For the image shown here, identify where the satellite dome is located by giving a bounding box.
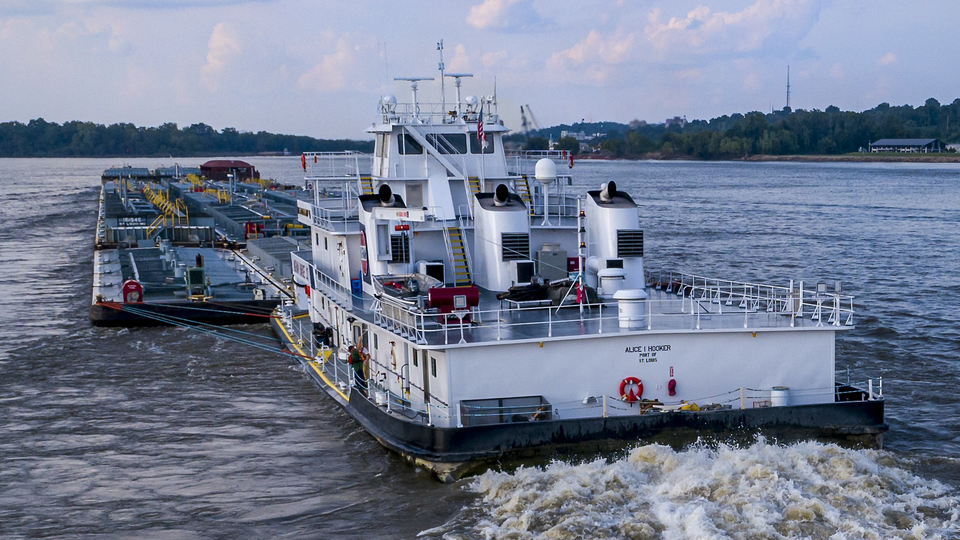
[382,95,397,111]
[535,158,557,184]
[464,95,478,108]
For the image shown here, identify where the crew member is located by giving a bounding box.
[349,345,365,390]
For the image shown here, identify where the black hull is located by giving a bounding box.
[272,318,887,482]
[91,300,280,327]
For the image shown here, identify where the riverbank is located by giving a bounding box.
[742,153,960,163]
[576,152,960,163]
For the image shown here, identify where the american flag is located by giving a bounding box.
[477,102,486,148]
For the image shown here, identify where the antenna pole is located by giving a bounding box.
[786,65,791,110]
[438,40,446,119]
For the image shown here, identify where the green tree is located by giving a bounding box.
[599,138,624,156]
[524,136,549,151]
[556,136,580,155]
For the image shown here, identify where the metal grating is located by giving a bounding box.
[501,233,530,261]
[617,229,644,257]
[390,234,410,264]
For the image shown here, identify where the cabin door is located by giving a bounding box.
[421,349,430,404]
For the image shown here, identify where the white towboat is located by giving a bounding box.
[271,50,885,482]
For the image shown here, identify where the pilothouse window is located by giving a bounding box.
[398,134,423,155]
[426,133,468,154]
[471,136,495,154]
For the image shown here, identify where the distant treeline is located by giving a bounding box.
[0,119,373,157]
[512,98,960,159]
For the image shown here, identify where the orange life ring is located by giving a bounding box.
[619,377,643,403]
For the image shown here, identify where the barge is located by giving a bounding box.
[91,163,307,327]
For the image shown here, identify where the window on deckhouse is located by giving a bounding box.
[426,133,468,154]
[398,134,423,155]
[470,136,495,154]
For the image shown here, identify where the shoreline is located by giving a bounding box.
[741,154,960,163]
[577,152,960,163]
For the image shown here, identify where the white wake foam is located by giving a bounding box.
[462,440,959,539]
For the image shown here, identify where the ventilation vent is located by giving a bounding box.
[617,229,644,258]
[390,234,410,264]
[501,233,530,261]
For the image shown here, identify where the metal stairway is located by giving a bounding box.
[467,176,482,197]
[516,174,534,215]
[359,176,374,195]
[443,226,472,286]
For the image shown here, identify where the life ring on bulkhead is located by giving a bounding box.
[619,376,643,403]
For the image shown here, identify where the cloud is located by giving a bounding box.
[644,0,821,59]
[448,43,470,72]
[829,62,843,80]
[468,0,517,28]
[201,22,241,91]
[544,0,821,86]
[298,38,355,92]
[482,50,510,69]
[548,30,634,68]
[878,52,896,66]
[466,0,542,31]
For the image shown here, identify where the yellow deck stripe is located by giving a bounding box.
[275,315,349,400]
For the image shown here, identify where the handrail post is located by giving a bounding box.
[739,387,745,409]
[647,299,652,331]
[497,307,502,340]
[598,302,603,334]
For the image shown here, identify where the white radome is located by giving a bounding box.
[535,158,557,184]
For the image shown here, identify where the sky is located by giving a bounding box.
[2,0,958,140]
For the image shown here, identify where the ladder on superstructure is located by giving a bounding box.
[516,175,534,215]
[463,176,483,217]
[359,176,374,195]
[443,225,472,286]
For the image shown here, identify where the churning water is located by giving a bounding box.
[1,157,958,539]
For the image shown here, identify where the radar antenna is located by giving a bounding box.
[444,73,473,120]
[394,77,434,120]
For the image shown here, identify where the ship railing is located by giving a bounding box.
[311,203,358,232]
[378,101,498,127]
[372,295,425,344]
[352,350,452,426]
[282,306,356,393]
[371,291,857,347]
[653,270,856,327]
[313,266,354,310]
[530,192,581,228]
[303,151,367,180]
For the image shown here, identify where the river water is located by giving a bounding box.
[1,157,958,539]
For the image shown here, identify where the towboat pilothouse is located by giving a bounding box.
[271,52,886,482]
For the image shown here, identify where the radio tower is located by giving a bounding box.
[785,65,791,111]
